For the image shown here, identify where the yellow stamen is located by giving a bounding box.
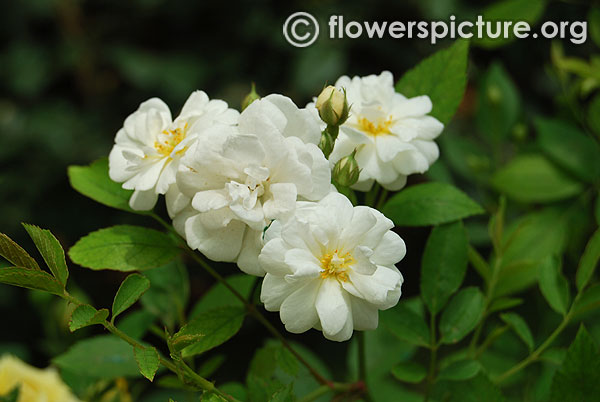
[357,116,393,136]
[319,249,354,282]
[154,122,188,157]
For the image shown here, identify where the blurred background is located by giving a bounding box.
[1,0,598,400]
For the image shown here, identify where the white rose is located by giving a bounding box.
[173,94,332,276]
[259,192,405,342]
[109,91,238,210]
[310,71,444,191]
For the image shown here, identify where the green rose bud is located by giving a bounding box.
[333,149,360,187]
[242,83,260,111]
[319,129,334,159]
[315,85,349,126]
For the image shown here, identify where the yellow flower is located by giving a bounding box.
[0,355,80,402]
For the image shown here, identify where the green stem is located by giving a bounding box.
[475,325,509,359]
[62,291,239,401]
[358,331,367,382]
[149,213,335,387]
[494,313,571,384]
[297,385,332,402]
[375,189,389,211]
[425,313,438,402]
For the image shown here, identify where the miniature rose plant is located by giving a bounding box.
[2,37,600,402]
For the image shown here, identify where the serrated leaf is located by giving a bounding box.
[172,306,245,357]
[421,221,469,314]
[69,225,179,271]
[68,158,138,213]
[141,259,189,330]
[477,63,520,143]
[0,233,40,270]
[440,287,485,344]
[276,347,299,377]
[539,256,570,315]
[53,335,140,379]
[69,304,109,332]
[491,154,583,203]
[535,117,600,183]
[500,312,534,351]
[22,224,68,286]
[396,40,469,124]
[438,360,481,381]
[382,182,484,227]
[550,326,600,402]
[379,305,430,347]
[576,229,600,291]
[0,266,63,295]
[391,361,426,383]
[112,273,150,321]
[134,346,160,381]
[269,383,295,402]
[475,0,546,48]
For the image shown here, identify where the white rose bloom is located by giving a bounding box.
[174,94,332,276]
[259,192,405,342]
[109,91,239,210]
[314,71,444,191]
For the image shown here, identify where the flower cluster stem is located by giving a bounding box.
[61,291,239,401]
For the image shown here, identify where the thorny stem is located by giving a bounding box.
[62,291,239,401]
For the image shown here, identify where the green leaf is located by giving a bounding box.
[22,224,68,286]
[571,283,600,319]
[475,0,546,48]
[396,40,469,124]
[437,360,481,381]
[112,273,151,321]
[589,94,600,137]
[440,287,485,344]
[53,335,140,379]
[269,384,295,402]
[141,259,190,330]
[491,154,583,203]
[380,305,430,347]
[69,304,109,332]
[0,266,64,295]
[0,232,40,270]
[550,326,600,402]
[476,63,520,143]
[494,207,569,297]
[391,361,426,383]
[0,386,19,402]
[69,225,179,271]
[595,193,600,226]
[202,393,228,402]
[190,274,255,318]
[589,7,600,48]
[488,297,523,314]
[576,229,600,291]
[172,306,245,357]
[538,256,570,315]
[535,117,600,183]
[134,346,160,381]
[500,312,534,351]
[68,158,138,213]
[421,221,469,314]
[382,182,484,227]
[433,373,505,402]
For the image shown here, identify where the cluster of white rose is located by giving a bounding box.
[108,71,443,341]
